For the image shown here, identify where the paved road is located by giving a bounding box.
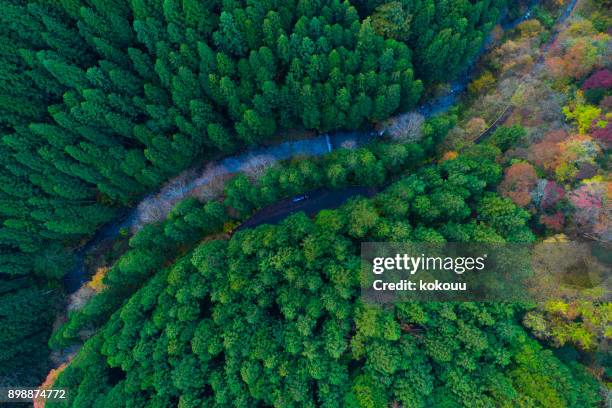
[235,187,380,232]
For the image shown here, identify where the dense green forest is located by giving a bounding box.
[3,0,609,405]
[48,117,453,350]
[47,148,602,407]
[0,0,523,386]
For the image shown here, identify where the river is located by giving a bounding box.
[64,0,576,293]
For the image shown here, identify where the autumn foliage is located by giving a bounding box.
[582,69,612,90]
[35,362,69,408]
[539,211,565,231]
[86,267,109,292]
[568,181,609,236]
[545,20,610,80]
[440,151,458,162]
[499,162,538,206]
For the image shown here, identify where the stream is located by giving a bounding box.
[63,0,574,293]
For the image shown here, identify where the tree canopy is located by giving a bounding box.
[0,0,519,385]
[48,152,600,408]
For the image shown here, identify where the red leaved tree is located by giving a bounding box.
[499,162,538,206]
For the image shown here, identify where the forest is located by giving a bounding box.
[46,149,601,407]
[0,0,610,406]
[0,0,518,386]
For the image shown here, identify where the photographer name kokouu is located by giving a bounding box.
[372,279,467,292]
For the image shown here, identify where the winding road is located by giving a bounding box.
[235,187,380,233]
